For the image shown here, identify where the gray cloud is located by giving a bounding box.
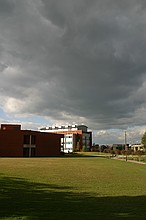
[0,0,146,133]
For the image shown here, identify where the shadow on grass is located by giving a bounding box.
[0,176,146,220]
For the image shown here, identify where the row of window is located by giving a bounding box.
[82,136,90,140]
[61,142,72,145]
[65,135,72,138]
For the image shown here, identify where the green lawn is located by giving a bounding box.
[0,157,146,220]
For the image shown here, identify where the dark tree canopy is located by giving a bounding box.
[141,132,146,149]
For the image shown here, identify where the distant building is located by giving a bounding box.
[131,144,144,152]
[0,124,63,157]
[40,124,92,153]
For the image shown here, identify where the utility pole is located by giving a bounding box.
[125,131,127,161]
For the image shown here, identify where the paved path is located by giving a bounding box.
[112,157,146,165]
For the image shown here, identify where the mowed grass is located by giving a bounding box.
[0,157,146,220]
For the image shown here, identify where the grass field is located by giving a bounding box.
[0,156,146,219]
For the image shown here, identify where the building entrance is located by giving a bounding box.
[23,147,36,157]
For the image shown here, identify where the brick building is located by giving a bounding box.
[0,124,63,157]
[40,124,92,153]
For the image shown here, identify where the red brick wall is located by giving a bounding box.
[0,129,63,157]
[0,130,23,157]
[34,132,63,156]
[1,124,21,130]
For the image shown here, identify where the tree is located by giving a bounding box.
[141,132,146,150]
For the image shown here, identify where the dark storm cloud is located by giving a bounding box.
[0,0,146,130]
[0,0,15,15]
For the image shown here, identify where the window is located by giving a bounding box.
[31,135,36,144]
[24,135,36,144]
[66,142,72,144]
[66,135,72,138]
[24,135,30,144]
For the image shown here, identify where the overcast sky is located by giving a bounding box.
[0,0,146,144]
